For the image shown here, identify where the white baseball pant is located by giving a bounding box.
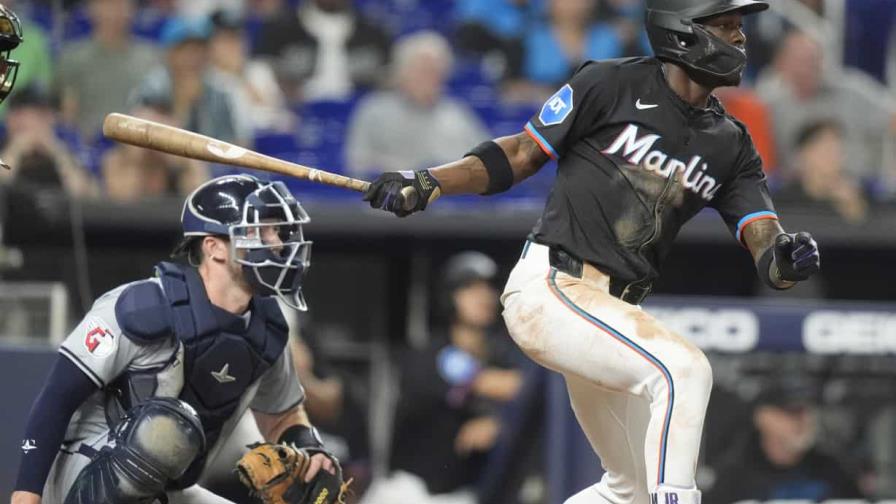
[501,242,712,504]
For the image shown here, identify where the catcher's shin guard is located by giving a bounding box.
[64,398,205,504]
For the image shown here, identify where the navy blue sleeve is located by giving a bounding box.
[14,355,98,494]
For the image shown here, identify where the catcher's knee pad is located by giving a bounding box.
[64,397,205,504]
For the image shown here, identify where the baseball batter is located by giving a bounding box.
[363,1,822,503]
[11,175,345,503]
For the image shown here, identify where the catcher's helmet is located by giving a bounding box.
[175,174,312,310]
[0,4,23,105]
[645,0,768,87]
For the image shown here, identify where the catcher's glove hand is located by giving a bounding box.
[236,442,351,504]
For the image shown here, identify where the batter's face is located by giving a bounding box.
[700,12,746,49]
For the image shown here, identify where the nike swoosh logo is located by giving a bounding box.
[636,99,658,110]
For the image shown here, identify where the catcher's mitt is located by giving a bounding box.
[237,442,350,504]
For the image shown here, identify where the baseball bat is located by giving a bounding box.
[103,112,372,194]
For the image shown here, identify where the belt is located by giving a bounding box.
[548,247,652,305]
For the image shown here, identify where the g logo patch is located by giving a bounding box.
[539,84,574,126]
[83,318,116,358]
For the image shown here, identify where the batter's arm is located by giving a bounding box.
[741,218,795,289]
[430,132,550,196]
[743,218,821,290]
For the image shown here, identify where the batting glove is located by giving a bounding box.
[363,170,441,217]
[773,231,821,282]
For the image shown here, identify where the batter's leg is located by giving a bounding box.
[503,259,712,501]
[562,373,650,504]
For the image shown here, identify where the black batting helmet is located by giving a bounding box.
[174,174,313,310]
[0,4,23,105]
[438,251,498,321]
[645,0,768,87]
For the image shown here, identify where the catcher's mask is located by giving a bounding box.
[176,174,312,310]
[645,0,767,87]
[0,4,23,105]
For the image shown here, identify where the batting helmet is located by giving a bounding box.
[174,174,312,310]
[645,0,768,87]
[0,4,23,105]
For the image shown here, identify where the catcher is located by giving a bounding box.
[11,175,348,504]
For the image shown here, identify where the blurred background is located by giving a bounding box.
[0,0,895,502]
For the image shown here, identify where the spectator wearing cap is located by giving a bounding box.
[56,0,160,140]
[0,86,98,198]
[362,252,524,504]
[130,16,237,144]
[253,0,392,102]
[207,9,293,141]
[345,31,490,177]
[100,99,208,202]
[706,376,863,502]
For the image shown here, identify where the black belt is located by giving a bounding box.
[548,247,652,305]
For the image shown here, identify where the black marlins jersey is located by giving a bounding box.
[525,57,778,286]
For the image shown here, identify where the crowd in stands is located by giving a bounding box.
[0,0,894,226]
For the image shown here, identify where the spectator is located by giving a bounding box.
[254,0,392,102]
[707,377,863,503]
[600,0,652,57]
[0,87,97,198]
[130,16,238,144]
[100,100,208,202]
[345,31,489,177]
[522,0,623,87]
[0,1,52,117]
[776,120,868,223]
[176,0,244,19]
[363,252,524,504]
[56,0,160,140]
[207,9,293,140]
[756,31,896,192]
[454,0,530,81]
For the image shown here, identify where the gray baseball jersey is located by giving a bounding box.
[56,278,304,473]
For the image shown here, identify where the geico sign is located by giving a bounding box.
[648,307,758,352]
[803,311,896,354]
[733,501,896,504]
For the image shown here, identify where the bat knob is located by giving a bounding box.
[399,186,418,212]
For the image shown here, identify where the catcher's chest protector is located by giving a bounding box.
[156,262,288,433]
[118,262,289,487]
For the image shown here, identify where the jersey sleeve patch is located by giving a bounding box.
[82,317,117,357]
[538,84,574,126]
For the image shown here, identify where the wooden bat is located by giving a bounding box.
[102,113,419,209]
[102,112,373,192]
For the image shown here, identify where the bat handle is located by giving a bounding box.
[399,186,418,212]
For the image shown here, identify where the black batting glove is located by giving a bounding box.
[773,231,821,282]
[363,170,441,217]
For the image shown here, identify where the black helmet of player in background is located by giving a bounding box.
[175,174,313,310]
[0,4,22,104]
[439,251,498,320]
[645,0,768,88]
